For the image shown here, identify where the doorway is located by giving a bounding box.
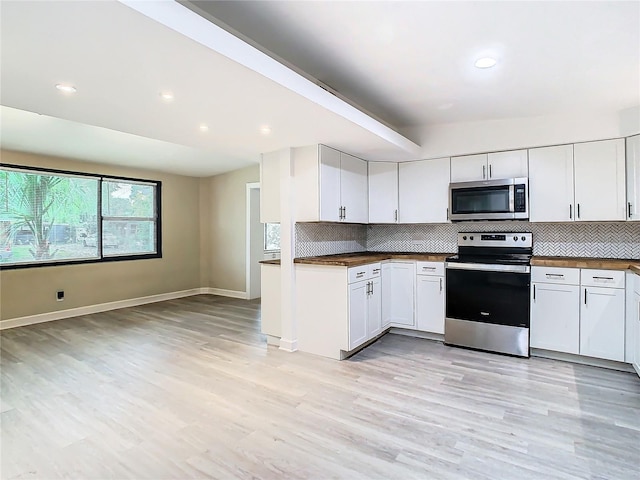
[246,182,262,300]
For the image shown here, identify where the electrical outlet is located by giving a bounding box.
[57,290,64,301]
[411,240,426,250]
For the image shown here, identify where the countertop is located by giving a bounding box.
[292,252,640,273]
[259,259,281,265]
[293,252,453,267]
[531,256,640,272]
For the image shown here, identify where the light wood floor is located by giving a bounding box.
[1,295,639,480]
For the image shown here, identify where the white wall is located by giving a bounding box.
[400,110,637,160]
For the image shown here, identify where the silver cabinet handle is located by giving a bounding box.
[482,165,486,179]
[343,206,346,220]
[577,203,581,219]
[446,207,449,220]
[629,202,633,218]
[593,276,614,281]
[439,278,443,292]
[371,281,374,295]
[569,204,572,219]
[533,284,536,301]
[423,266,436,270]
[545,273,564,278]
[489,164,492,178]
[339,206,343,220]
[394,209,398,222]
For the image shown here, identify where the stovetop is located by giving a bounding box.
[450,232,533,266]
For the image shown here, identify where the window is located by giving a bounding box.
[264,223,280,252]
[0,164,161,269]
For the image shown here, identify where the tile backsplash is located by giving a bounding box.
[296,221,640,259]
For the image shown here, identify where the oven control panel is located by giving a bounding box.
[458,232,532,248]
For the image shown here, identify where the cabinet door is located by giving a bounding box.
[368,277,382,337]
[340,153,368,223]
[634,292,640,375]
[580,286,625,361]
[348,280,368,350]
[488,150,528,179]
[530,283,580,354]
[398,158,450,223]
[368,162,398,223]
[416,275,444,334]
[318,145,342,222]
[626,135,640,221]
[574,139,626,221]
[381,262,415,328]
[450,154,488,182]
[529,145,575,222]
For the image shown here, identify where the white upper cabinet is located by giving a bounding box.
[318,145,342,222]
[451,150,528,182]
[368,162,398,223]
[574,139,626,221]
[450,154,488,182]
[294,145,368,223]
[626,134,640,221]
[487,150,529,179]
[398,157,450,223]
[260,150,281,223]
[339,152,368,223]
[529,145,575,222]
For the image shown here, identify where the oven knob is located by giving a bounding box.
[521,236,526,241]
[513,236,518,241]
[463,236,467,240]
[469,236,474,240]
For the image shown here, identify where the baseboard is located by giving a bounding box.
[279,338,298,352]
[0,288,203,331]
[531,348,635,373]
[202,288,248,299]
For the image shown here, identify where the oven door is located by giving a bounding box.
[445,263,531,328]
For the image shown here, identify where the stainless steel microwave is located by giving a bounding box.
[449,177,529,221]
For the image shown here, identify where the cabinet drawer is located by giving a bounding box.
[531,266,579,285]
[370,263,382,279]
[581,269,625,289]
[416,261,444,276]
[348,265,371,284]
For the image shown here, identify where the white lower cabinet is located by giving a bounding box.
[382,261,416,328]
[348,263,382,351]
[531,266,627,363]
[634,289,640,375]
[415,262,445,334]
[531,282,580,354]
[348,280,369,350]
[580,269,626,362]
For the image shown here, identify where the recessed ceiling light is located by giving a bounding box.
[260,125,272,135]
[474,57,497,69]
[199,124,209,132]
[55,83,77,94]
[437,103,454,110]
[159,91,174,101]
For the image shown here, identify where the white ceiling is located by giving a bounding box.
[187,1,640,128]
[1,1,638,177]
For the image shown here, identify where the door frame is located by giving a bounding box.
[246,182,261,299]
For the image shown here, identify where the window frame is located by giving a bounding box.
[0,163,162,270]
[263,222,281,253]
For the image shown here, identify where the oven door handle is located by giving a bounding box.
[445,262,531,274]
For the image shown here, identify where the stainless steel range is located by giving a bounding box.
[445,232,532,357]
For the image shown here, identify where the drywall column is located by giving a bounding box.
[278,148,297,352]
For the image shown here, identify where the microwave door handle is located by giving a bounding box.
[509,185,515,213]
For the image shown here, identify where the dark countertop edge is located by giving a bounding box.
[293,252,454,267]
[531,256,640,271]
[259,259,281,265]
[293,253,640,271]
